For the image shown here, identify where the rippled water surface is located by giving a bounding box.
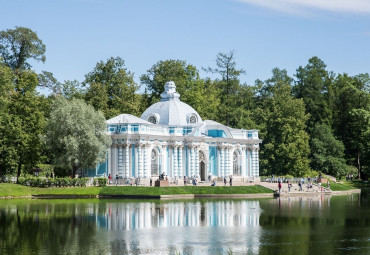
[0,192,369,254]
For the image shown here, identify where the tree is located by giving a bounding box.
[38,71,61,95]
[310,124,348,177]
[0,65,45,179]
[258,69,311,176]
[203,51,246,127]
[140,59,200,103]
[45,97,111,177]
[346,109,370,179]
[84,57,140,118]
[293,57,334,131]
[0,27,46,70]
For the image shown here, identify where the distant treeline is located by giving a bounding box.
[0,27,369,179]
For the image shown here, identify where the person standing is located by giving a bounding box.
[229,175,233,186]
[298,180,302,191]
[115,174,118,186]
[184,176,187,185]
[224,177,227,186]
[278,181,282,193]
[288,181,292,192]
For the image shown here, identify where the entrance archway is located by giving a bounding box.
[151,149,159,176]
[233,151,241,176]
[199,151,206,181]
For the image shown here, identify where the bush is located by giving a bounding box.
[94,177,107,187]
[16,177,90,188]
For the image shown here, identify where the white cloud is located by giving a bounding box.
[237,0,370,15]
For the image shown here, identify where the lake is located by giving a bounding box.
[0,192,369,254]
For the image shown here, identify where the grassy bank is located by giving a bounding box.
[0,183,272,198]
[329,182,357,191]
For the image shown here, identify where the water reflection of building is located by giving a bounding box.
[100,200,261,230]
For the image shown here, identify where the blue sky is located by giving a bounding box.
[1,0,370,90]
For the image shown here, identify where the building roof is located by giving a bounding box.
[140,81,202,125]
[106,114,151,124]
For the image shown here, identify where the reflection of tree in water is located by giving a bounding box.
[258,194,370,255]
[0,201,99,255]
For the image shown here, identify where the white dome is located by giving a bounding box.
[141,81,202,125]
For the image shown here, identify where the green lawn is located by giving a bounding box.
[329,182,357,191]
[0,183,102,197]
[0,183,272,198]
[99,185,272,196]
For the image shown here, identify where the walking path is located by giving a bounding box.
[259,181,332,196]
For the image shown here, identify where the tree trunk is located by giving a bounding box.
[16,161,22,183]
[357,150,361,180]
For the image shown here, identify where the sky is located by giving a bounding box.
[1,0,370,92]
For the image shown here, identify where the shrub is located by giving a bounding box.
[94,177,107,187]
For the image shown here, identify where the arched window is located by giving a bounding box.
[189,115,197,124]
[233,151,241,176]
[148,115,157,124]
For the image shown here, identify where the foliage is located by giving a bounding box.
[84,57,140,118]
[204,51,247,127]
[17,177,89,187]
[293,56,334,131]
[0,65,45,179]
[0,26,46,70]
[258,69,311,177]
[310,124,348,177]
[45,97,111,177]
[94,177,107,187]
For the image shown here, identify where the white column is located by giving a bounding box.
[143,145,148,178]
[195,147,199,177]
[178,146,183,177]
[114,145,118,177]
[125,145,129,178]
[118,145,123,177]
[226,148,230,176]
[220,148,224,177]
[138,145,142,178]
[190,147,195,177]
[173,147,178,177]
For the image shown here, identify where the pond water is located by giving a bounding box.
[0,192,369,255]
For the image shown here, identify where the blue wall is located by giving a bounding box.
[208,146,218,175]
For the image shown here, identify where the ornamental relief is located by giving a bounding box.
[198,143,209,163]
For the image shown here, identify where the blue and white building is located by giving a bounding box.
[84,81,261,181]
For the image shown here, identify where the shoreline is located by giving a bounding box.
[0,188,361,200]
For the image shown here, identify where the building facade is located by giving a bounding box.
[84,81,261,181]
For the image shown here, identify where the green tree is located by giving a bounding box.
[84,57,140,118]
[140,59,200,103]
[204,51,246,127]
[0,27,46,70]
[259,69,310,176]
[293,57,334,131]
[310,124,348,177]
[346,109,370,179]
[45,97,111,177]
[38,71,61,95]
[0,65,45,179]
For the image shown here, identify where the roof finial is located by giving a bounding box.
[160,81,180,101]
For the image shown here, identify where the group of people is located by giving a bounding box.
[279,179,331,193]
[223,176,233,186]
